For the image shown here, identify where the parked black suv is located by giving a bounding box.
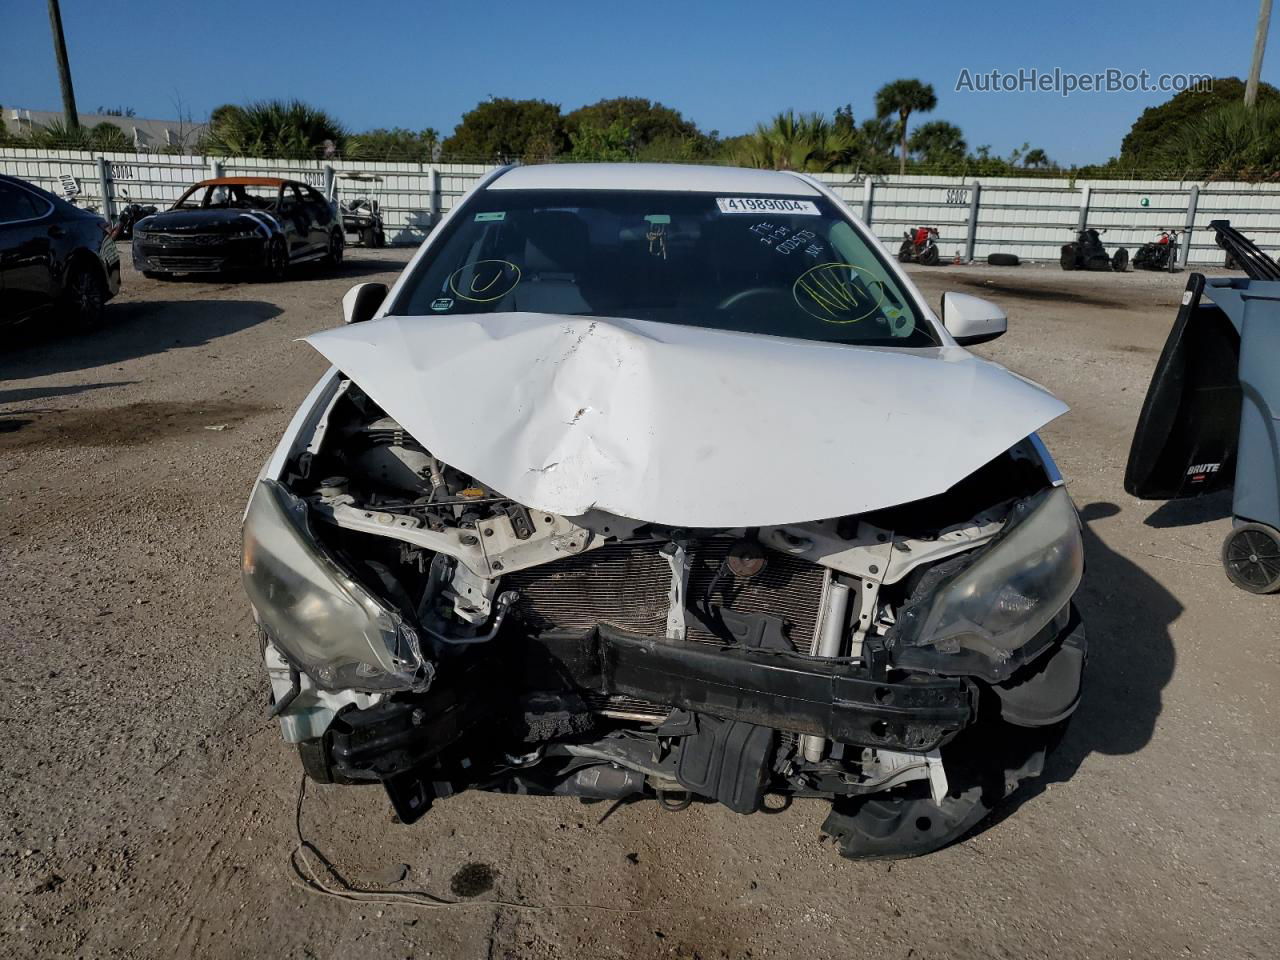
[0,174,121,328]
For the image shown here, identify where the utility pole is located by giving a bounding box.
[1246,0,1273,107]
[47,0,79,131]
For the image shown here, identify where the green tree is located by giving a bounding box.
[636,130,719,163]
[833,104,855,136]
[1120,77,1280,165]
[1023,147,1050,169]
[908,120,966,169]
[1154,100,1280,180]
[563,97,698,150]
[567,119,636,161]
[26,119,118,150]
[346,127,440,161]
[442,98,566,162]
[202,100,346,159]
[855,117,898,171]
[732,111,855,172]
[88,122,132,152]
[874,78,938,176]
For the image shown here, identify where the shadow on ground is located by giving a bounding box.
[0,381,137,405]
[993,501,1179,829]
[1142,490,1233,528]
[0,299,281,381]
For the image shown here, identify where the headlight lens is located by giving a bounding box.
[241,480,431,692]
[891,486,1083,682]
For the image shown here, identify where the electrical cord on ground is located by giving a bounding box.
[288,775,642,914]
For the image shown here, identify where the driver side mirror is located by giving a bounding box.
[940,292,1007,345]
[342,282,388,325]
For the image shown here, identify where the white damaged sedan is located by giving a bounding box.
[242,164,1086,859]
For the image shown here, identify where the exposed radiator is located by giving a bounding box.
[685,539,825,650]
[504,539,825,651]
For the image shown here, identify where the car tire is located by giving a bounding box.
[373,229,385,248]
[1221,522,1280,594]
[822,714,1068,860]
[263,238,288,282]
[987,253,1020,266]
[920,245,941,266]
[361,226,377,248]
[63,263,106,327]
[324,229,345,268]
[1112,247,1129,272]
[1059,247,1077,270]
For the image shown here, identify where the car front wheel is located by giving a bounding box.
[325,229,345,268]
[263,239,288,281]
[63,263,105,327]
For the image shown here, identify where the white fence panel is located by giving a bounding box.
[5,147,1280,263]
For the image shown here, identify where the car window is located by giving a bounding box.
[393,189,935,347]
[173,183,281,210]
[0,182,45,223]
[305,186,332,223]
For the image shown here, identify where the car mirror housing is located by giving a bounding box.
[342,282,388,325]
[940,292,1007,345]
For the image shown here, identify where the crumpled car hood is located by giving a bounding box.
[305,313,1067,528]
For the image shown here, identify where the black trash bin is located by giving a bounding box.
[1125,221,1280,593]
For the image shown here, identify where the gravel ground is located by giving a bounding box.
[1,250,1277,959]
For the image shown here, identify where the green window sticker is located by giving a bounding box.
[474,211,506,222]
[644,214,671,225]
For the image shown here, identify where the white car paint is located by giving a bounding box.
[487,162,823,195]
[281,164,1069,529]
[304,311,1066,528]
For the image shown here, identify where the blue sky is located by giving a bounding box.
[2,0,1275,165]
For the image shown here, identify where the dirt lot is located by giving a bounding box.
[2,250,1277,960]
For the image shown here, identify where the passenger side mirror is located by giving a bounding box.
[940,292,1007,345]
[342,282,388,325]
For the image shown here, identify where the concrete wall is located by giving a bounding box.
[4,146,1279,265]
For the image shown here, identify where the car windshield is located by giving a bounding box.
[394,189,936,346]
[173,183,280,211]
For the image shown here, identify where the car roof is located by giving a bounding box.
[191,176,293,188]
[487,163,820,196]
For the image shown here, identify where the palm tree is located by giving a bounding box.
[874,79,938,176]
[1155,100,1280,180]
[908,120,967,169]
[1023,148,1050,169]
[202,100,346,159]
[734,111,855,172]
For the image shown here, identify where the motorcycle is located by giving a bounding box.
[1061,227,1128,272]
[898,226,941,266]
[1133,229,1181,272]
[110,188,159,241]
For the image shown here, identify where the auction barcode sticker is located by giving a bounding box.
[716,197,820,215]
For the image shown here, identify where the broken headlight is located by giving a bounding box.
[891,486,1083,682]
[241,480,430,692]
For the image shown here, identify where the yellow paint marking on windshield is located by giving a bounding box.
[471,269,503,294]
[448,259,522,303]
[792,263,887,324]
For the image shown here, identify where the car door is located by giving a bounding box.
[277,184,313,260]
[0,181,56,324]
[303,185,334,252]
